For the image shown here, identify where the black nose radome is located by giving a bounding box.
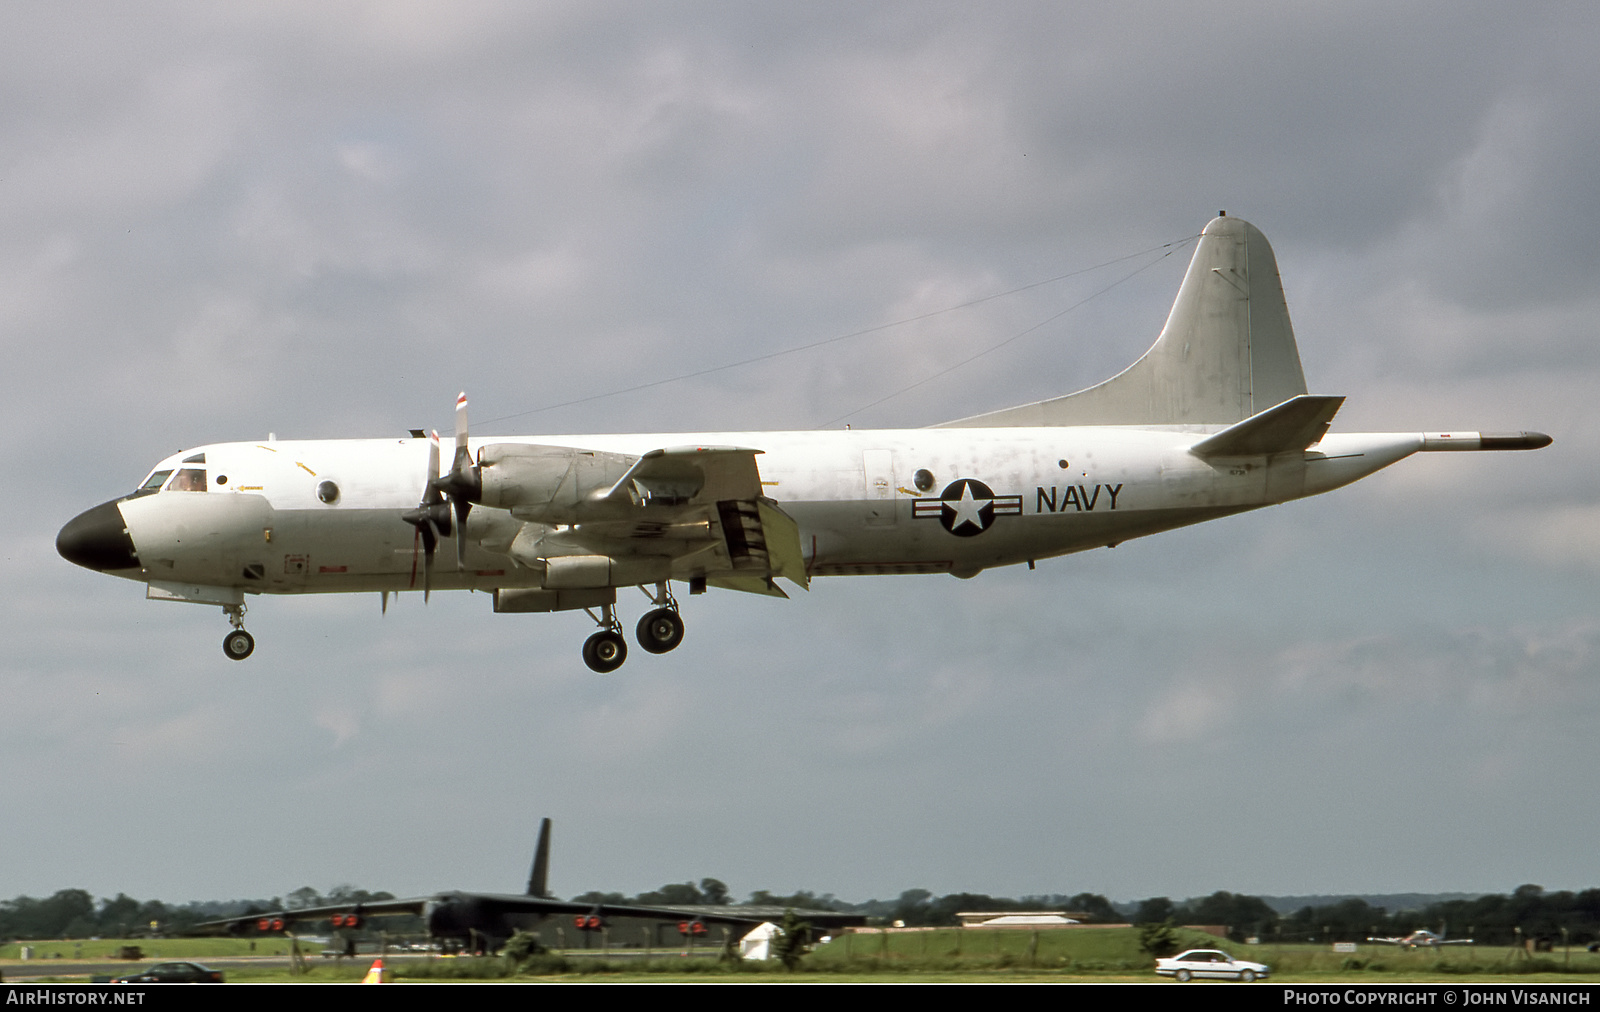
[57,499,140,572]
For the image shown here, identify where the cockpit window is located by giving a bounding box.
[136,469,174,495]
[167,468,208,492]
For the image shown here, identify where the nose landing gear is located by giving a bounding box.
[221,603,255,661]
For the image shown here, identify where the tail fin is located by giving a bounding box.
[937,215,1308,427]
[526,817,552,897]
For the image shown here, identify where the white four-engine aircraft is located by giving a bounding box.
[57,215,1550,670]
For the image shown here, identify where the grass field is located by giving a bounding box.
[0,937,294,960]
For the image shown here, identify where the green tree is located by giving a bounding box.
[635,882,704,905]
[1138,920,1180,957]
[1180,890,1278,941]
[1068,892,1118,923]
[98,894,142,937]
[891,888,933,925]
[502,929,545,964]
[285,887,322,910]
[771,909,812,971]
[699,878,730,905]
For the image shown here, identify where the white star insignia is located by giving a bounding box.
[946,481,993,532]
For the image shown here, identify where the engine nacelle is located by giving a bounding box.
[476,444,634,522]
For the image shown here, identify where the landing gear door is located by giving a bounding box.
[862,449,898,526]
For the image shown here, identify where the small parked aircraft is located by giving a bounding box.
[57,215,1550,670]
[1366,929,1473,949]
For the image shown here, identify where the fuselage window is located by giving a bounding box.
[167,468,208,492]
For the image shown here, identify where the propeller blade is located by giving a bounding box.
[426,431,442,499]
[420,521,437,602]
[405,399,482,589]
[452,392,470,473]
[402,430,452,600]
[441,392,478,571]
[408,526,420,589]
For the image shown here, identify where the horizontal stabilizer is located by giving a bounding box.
[1190,395,1345,458]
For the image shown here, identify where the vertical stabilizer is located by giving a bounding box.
[937,216,1307,427]
[526,817,552,897]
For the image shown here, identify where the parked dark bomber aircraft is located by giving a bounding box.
[196,819,863,950]
[57,215,1550,670]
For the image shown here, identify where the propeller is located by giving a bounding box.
[430,392,482,571]
[401,431,452,600]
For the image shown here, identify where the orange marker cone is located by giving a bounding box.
[361,958,388,983]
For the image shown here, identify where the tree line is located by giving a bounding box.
[5,881,1597,946]
[1271,884,1600,947]
[0,885,394,941]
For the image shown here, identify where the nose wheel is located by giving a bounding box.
[221,603,254,661]
[223,629,256,661]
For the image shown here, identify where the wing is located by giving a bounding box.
[485,443,807,595]
[193,896,429,934]
[193,892,861,939]
[609,447,809,595]
[601,445,765,507]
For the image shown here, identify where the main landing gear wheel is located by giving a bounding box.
[583,630,627,673]
[636,608,685,654]
[222,629,255,661]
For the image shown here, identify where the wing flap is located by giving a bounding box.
[709,497,809,594]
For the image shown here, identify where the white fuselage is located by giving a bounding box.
[108,426,1422,597]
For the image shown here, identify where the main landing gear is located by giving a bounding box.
[221,603,255,661]
[580,583,686,673]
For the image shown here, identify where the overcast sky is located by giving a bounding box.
[4,2,1596,909]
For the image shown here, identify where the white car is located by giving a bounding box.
[1155,948,1270,982]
